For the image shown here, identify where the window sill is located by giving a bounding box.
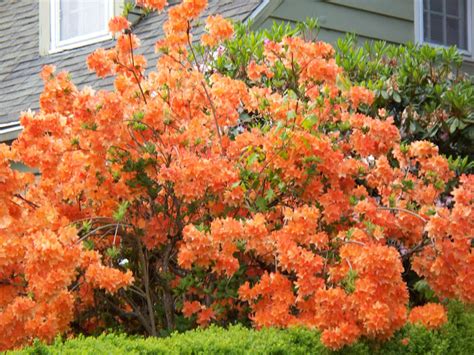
[48,33,113,55]
[461,53,474,63]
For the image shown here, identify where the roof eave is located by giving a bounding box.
[0,125,22,143]
[246,0,283,29]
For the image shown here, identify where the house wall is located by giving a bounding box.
[261,0,414,43]
[253,0,474,74]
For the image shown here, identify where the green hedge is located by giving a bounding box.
[13,302,474,355]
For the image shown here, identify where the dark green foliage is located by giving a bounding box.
[336,35,474,163]
[15,302,474,355]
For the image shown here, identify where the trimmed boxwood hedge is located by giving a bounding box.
[13,302,474,355]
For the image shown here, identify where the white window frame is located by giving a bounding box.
[39,0,124,55]
[414,0,474,61]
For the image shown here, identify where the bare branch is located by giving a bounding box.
[377,206,428,223]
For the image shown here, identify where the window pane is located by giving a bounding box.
[446,17,460,47]
[447,18,468,49]
[423,0,468,50]
[430,0,443,13]
[430,13,443,44]
[423,11,430,42]
[60,0,108,42]
[446,0,459,16]
[458,0,467,50]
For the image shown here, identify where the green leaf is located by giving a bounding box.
[113,201,130,222]
[301,114,318,130]
[388,194,396,208]
[342,269,358,294]
[286,110,296,120]
[106,247,120,259]
[413,279,437,301]
[82,220,92,233]
[247,152,259,166]
[449,118,460,134]
[83,239,94,250]
[336,74,351,91]
[392,92,401,103]
[265,188,275,201]
[255,196,268,212]
[349,195,358,206]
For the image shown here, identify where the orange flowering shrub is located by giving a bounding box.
[0,147,133,350]
[0,0,472,351]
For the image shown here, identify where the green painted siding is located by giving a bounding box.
[461,61,474,75]
[260,0,414,44]
[253,0,474,74]
[324,0,414,21]
[258,18,374,44]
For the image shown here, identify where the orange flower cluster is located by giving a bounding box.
[182,300,216,326]
[1,0,472,351]
[348,86,374,108]
[0,199,132,350]
[108,16,130,33]
[349,114,400,157]
[408,303,447,330]
[239,272,296,328]
[201,15,234,47]
[138,0,168,11]
[247,61,274,81]
[161,0,208,46]
[412,174,474,303]
[179,218,243,277]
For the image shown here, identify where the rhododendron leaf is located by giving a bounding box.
[393,92,401,103]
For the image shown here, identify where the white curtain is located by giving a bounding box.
[60,0,108,41]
